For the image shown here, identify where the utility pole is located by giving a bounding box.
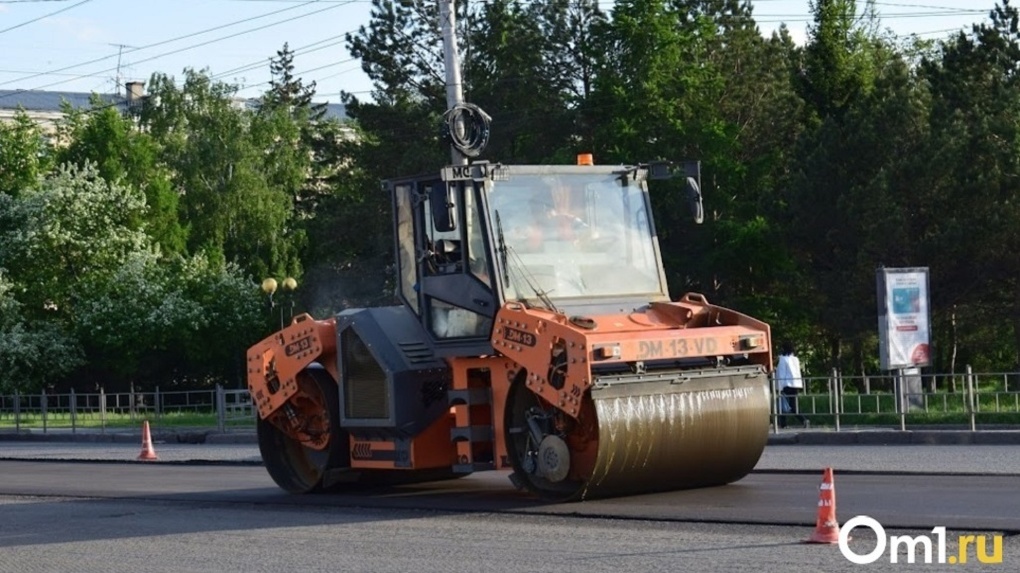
[439,0,467,166]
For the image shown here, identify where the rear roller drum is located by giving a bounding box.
[257,368,348,493]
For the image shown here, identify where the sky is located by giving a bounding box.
[0,0,1002,104]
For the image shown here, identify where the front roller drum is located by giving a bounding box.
[506,367,771,500]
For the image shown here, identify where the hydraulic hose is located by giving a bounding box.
[442,102,491,158]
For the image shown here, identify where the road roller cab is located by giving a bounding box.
[246,157,774,500]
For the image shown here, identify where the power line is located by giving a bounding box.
[0,0,80,3]
[0,0,327,89]
[107,2,353,83]
[0,0,91,36]
[210,33,351,80]
[237,56,358,91]
[0,0,996,102]
[871,1,991,9]
[0,0,356,101]
[755,9,988,23]
[912,27,968,36]
[0,68,107,78]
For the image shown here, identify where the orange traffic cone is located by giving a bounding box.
[138,420,158,461]
[805,467,843,544]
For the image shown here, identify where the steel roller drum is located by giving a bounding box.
[579,366,770,499]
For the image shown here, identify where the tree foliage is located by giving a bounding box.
[73,251,262,387]
[1,163,149,315]
[0,111,52,198]
[56,101,187,255]
[5,1,1020,392]
[0,271,83,393]
[919,0,1020,370]
[465,0,603,162]
[140,69,304,281]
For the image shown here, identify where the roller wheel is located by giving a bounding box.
[257,368,348,493]
[504,376,587,501]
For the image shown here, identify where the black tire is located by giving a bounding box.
[503,373,586,501]
[257,368,348,494]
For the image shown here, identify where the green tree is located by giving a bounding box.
[687,1,807,330]
[0,163,148,317]
[260,43,340,221]
[584,0,806,338]
[782,0,903,370]
[588,0,717,162]
[140,69,304,281]
[317,0,458,312]
[798,0,883,122]
[788,52,933,374]
[0,271,82,394]
[344,0,450,174]
[301,131,394,313]
[73,251,263,390]
[465,0,605,162]
[263,42,326,119]
[0,164,147,392]
[0,111,53,198]
[55,101,187,255]
[919,0,1020,372]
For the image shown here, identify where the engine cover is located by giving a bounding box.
[336,306,451,439]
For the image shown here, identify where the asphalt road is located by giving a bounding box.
[1,475,1017,573]
[5,440,1020,474]
[2,445,1020,573]
[1,458,1019,530]
[10,496,1007,573]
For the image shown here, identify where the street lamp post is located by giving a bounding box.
[261,276,297,330]
[281,277,297,327]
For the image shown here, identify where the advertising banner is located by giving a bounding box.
[877,267,931,370]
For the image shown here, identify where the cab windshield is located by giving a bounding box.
[488,172,664,303]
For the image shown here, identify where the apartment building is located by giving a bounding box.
[0,81,347,133]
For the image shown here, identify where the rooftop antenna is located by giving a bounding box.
[109,43,135,94]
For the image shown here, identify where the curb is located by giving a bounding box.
[768,430,1020,446]
[0,430,258,445]
[5,430,1020,447]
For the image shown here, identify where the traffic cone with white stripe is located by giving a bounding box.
[805,467,842,544]
[138,420,158,461]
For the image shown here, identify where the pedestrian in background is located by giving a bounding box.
[776,340,809,428]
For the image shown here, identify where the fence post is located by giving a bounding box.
[967,365,976,432]
[129,384,136,421]
[155,386,161,425]
[100,387,107,434]
[767,371,775,432]
[897,370,906,431]
[70,388,77,434]
[216,384,226,433]
[41,388,47,433]
[832,368,841,432]
[14,390,20,432]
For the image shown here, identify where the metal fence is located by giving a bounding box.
[3,366,1019,434]
[771,366,1020,432]
[0,385,255,434]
